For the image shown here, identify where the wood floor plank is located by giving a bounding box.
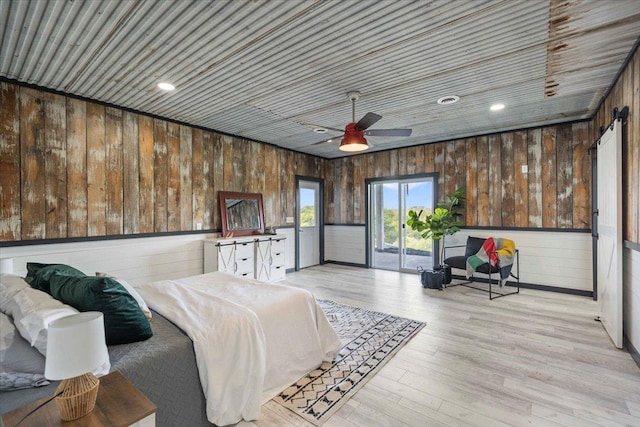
[232,265,640,427]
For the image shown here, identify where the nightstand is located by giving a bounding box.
[2,371,156,427]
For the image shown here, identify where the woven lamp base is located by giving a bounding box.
[55,373,100,421]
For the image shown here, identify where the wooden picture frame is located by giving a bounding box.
[219,191,265,237]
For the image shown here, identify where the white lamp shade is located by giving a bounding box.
[45,312,109,380]
[0,258,13,274]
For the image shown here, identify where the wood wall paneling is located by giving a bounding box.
[20,89,47,239]
[262,144,281,227]
[191,129,204,229]
[541,127,558,228]
[324,161,335,224]
[86,102,107,237]
[527,128,543,227]
[444,141,456,201]
[453,140,466,192]
[153,119,168,233]
[179,125,193,231]
[571,122,590,229]
[0,82,21,240]
[500,133,515,227]
[465,138,478,226]
[476,136,490,226]
[513,130,529,227]
[138,115,155,234]
[434,143,445,204]
[487,135,502,226]
[211,133,223,231]
[333,159,343,223]
[2,79,616,244]
[122,111,140,235]
[423,143,435,174]
[201,131,214,229]
[556,124,573,228]
[105,107,123,235]
[167,122,181,232]
[353,155,363,224]
[66,98,88,237]
[44,93,67,239]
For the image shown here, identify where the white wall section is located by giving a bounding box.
[324,226,366,265]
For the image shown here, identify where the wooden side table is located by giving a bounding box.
[2,371,156,427]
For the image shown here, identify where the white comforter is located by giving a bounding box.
[136,272,341,426]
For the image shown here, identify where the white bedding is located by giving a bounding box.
[136,272,341,426]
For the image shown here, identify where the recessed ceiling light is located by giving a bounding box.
[313,127,328,134]
[437,95,460,105]
[157,82,175,91]
[490,103,505,111]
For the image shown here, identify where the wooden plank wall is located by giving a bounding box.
[593,45,639,246]
[324,122,593,231]
[0,82,325,242]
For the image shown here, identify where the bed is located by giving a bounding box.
[0,270,341,427]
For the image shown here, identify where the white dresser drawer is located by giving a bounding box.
[235,241,254,259]
[271,251,285,267]
[270,238,285,253]
[236,257,254,276]
[270,265,286,281]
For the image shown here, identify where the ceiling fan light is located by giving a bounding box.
[339,133,369,152]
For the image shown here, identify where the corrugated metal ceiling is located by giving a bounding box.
[1,0,639,158]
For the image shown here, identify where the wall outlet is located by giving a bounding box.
[286,216,294,224]
[521,165,528,174]
[196,223,202,230]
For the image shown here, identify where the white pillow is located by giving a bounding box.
[95,273,152,320]
[0,273,30,313]
[0,274,110,377]
[1,282,79,356]
[0,312,46,374]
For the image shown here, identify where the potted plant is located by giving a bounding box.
[407,188,464,284]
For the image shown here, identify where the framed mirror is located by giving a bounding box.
[219,191,265,237]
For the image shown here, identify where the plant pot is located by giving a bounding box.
[434,265,452,284]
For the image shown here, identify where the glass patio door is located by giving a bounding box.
[369,176,435,272]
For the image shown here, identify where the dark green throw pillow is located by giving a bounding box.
[48,274,153,345]
[25,263,86,293]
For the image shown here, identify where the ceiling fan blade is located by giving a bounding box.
[354,112,382,131]
[308,135,341,147]
[364,128,413,137]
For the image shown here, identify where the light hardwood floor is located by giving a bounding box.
[238,264,640,427]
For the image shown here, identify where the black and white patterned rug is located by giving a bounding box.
[272,300,425,425]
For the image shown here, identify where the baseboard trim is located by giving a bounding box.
[624,336,640,369]
[450,274,593,297]
[324,260,368,268]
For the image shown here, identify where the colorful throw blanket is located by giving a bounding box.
[466,237,515,287]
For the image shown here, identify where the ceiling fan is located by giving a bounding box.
[308,91,412,152]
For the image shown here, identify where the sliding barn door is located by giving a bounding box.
[596,119,623,348]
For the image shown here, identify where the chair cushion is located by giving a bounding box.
[443,256,467,270]
[474,263,500,274]
[465,237,486,257]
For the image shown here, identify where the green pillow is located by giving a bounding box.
[25,263,86,293]
[48,274,152,345]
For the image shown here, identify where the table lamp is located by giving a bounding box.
[45,312,109,421]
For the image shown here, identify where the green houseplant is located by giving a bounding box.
[407,188,464,284]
